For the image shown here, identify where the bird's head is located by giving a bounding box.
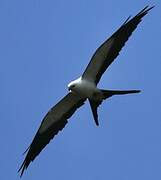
[67,77,82,91]
[68,81,76,91]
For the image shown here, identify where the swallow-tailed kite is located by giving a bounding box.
[19,6,154,176]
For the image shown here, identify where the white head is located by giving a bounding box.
[68,77,82,91]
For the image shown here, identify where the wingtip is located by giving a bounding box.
[123,15,132,25]
[18,160,26,178]
[122,5,154,27]
[18,146,31,177]
[146,5,155,11]
[138,5,155,15]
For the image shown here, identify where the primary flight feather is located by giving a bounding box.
[19,6,154,177]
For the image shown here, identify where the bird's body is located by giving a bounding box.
[19,6,154,177]
[68,77,102,100]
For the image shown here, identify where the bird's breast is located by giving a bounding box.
[73,79,99,98]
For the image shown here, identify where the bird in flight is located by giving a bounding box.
[19,6,154,177]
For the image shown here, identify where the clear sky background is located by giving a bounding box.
[0,0,161,180]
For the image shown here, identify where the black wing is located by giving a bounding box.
[18,92,86,177]
[82,6,154,85]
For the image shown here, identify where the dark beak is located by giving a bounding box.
[68,86,71,91]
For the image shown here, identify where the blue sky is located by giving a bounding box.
[0,0,161,179]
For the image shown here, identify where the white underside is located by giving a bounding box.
[68,77,103,100]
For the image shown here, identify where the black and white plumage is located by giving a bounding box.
[19,6,153,177]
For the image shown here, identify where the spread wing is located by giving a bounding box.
[82,6,154,85]
[18,92,86,177]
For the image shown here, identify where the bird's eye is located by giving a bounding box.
[71,85,75,88]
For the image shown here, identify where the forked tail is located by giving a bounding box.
[101,89,141,99]
[89,89,140,126]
